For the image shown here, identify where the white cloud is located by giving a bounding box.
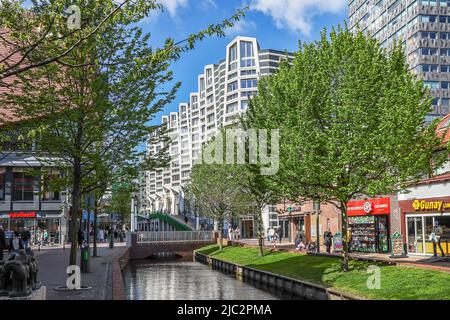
[158,0,189,17]
[225,19,257,36]
[251,0,347,35]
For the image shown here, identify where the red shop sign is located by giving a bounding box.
[347,198,390,216]
[8,211,37,218]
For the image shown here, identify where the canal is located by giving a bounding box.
[123,259,286,300]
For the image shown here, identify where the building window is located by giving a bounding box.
[241,79,258,89]
[240,41,256,67]
[440,15,450,23]
[422,64,438,72]
[442,65,450,72]
[442,81,450,89]
[423,81,440,89]
[0,169,5,201]
[241,69,257,76]
[13,171,34,201]
[421,0,437,5]
[226,102,239,113]
[441,48,450,56]
[227,81,238,92]
[441,32,450,40]
[229,43,238,71]
[420,15,437,23]
[421,31,437,39]
[41,170,60,201]
[421,47,438,56]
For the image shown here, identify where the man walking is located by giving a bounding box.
[0,226,6,261]
[323,228,333,254]
[21,227,31,249]
[431,221,445,257]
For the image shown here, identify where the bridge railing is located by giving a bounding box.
[136,231,215,244]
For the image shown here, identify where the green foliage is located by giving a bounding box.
[199,245,450,300]
[243,25,447,269]
[0,0,246,265]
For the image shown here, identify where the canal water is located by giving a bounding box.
[123,259,286,300]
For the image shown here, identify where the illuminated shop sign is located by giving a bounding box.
[412,199,450,212]
[347,198,391,216]
[8,211,37,218]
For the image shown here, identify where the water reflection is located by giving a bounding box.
[123,260,284,300]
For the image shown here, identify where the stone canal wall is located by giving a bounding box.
[112,247,130,300]
[194,252,361,300]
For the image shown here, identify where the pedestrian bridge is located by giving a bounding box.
[128,231,217,259]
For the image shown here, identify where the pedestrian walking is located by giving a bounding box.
[276,226,282,243]
[228,227,234,241]
[21,227,31,249]
[43,229,48,246]
[323,228,333,254]
[77,229,84,249]
[235,227,240,240]
[431,221,445,257]
[347,227,353,253]
[0,226,6,261]
[98,228,104,243]
[268,227,275,242]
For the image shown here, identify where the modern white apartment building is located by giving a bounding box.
[349,0,450,120]
[140,36,294,237]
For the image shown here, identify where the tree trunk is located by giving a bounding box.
[69,157,82,266]
[93,204,98,257]
[256,210,264,257]
[340,202,349,272]
[218,219,224,250]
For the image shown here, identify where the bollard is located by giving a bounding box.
[80,244,90,273]
[109,234,114,249]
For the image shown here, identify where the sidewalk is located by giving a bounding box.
[234,239,450,273]
[34,243,127,300]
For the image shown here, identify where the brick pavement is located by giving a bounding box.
[33,243,127,300]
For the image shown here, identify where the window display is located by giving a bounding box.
[349,216,376,252]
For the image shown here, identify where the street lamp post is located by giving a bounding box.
[313,200,321,253]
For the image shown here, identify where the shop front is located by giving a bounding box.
[347,197,391,253]
[400,197,450,256]
[0,211,63,244]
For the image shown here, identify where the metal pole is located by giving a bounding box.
[314,200,321,253]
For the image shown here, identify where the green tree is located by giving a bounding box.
[244,26,446,271]
[0,0,137,85]
[1,0,246,267]
[187,131,251,250]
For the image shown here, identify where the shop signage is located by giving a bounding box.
[347,198,390,216]
[390,232,405,257]
[412,199,450,212]
[333,232,343,252]
[8,211,36,218]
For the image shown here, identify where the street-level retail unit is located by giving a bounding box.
[400,197,450,256]
[0,210,63,244]
[347,197,391,253]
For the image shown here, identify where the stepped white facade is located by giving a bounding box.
[139,37,293,236]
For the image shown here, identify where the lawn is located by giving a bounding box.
[196,245,450,300]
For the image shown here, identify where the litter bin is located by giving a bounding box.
[80,244,90,273]
[109,234,114,249]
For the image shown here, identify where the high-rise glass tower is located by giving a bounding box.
[349,0,450,120]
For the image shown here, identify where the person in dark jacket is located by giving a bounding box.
[21,227,31,249]
[0,226,6,261]
[323,228,333,254]
[77,229,84,249]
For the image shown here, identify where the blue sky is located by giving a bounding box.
[142,0,349,125]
